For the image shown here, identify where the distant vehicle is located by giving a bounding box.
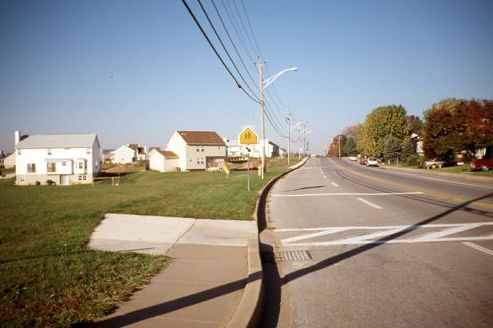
[359,157,368,165]
[366,157,379,167]
[424,158,455,169]
[311,154,317,158]
[471,158,493,171]
[348,156,358,161]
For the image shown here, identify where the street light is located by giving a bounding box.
[257,59,298,179]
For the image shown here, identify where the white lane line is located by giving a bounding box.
[463,242,493,256]
[331,182,339,187]
[356,197,383,209]
[271,191,424,197]
[323,175,327,179]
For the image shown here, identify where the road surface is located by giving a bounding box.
[262,157,493,328]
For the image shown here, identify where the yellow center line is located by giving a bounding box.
[329,159,493,211]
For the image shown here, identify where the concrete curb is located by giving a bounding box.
[226,157,309,328]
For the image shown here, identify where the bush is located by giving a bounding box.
[405,154,421,167]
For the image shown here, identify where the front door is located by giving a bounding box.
[59,175,69,186]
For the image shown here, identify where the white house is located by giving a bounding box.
[166,131,226,171]
[244,139,280,158]
[113,145,136,164]
[3,153,15,169]
[148,149,179,172]
[15,132,101,185]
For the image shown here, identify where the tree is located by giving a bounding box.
[422,98,493,159]
[357,105,407,156]
[383,135,402,162]
[344,137,357,156]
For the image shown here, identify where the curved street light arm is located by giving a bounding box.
[263,67,298,89]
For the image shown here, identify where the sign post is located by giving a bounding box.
[238,127,258,191]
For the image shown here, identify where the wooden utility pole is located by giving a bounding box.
[286,112,292,166]
[257,58,266,180]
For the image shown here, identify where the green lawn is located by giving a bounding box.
[0,158,298,327]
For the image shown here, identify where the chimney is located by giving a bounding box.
[14,130,20,146]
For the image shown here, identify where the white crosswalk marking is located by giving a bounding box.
[278,222,493,246]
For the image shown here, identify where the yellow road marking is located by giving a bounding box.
[329,159,493,211]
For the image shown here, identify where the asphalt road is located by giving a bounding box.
[263,157,493,328]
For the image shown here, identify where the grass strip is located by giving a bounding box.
[0,158,298,326]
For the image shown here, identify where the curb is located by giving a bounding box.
[226,157,309,328]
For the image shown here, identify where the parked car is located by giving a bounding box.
[366,157,379,167]
[348,156,358,161]
[471,158,493,171]
[424,158,455,169]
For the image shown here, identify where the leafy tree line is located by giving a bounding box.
[333,98,493,163]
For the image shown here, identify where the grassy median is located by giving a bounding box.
[0,158,298,327]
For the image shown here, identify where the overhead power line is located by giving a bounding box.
[181,0,260,104]
[210,0,259,92]
[196,0,259,102]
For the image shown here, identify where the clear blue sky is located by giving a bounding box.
[1,0,492,154]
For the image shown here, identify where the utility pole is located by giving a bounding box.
[338,135,341,157]
[257,57,266,180]
[286,112,292,166]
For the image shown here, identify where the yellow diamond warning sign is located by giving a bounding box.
[238,127,258,145]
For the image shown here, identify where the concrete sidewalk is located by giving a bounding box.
[88,213,258,328]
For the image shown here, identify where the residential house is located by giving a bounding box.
[128,144,147,161]
[113,145,136,164]
[148,149,179,172]
[103,149,114,163]
[410,133,424,156]
[246,139,280,158]
[3,153,15,169]
[166,131,226,171]
[15,131,101,185]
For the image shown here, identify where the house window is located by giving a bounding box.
[78,162,83,169]
[47,149,52,155]
[47,162,56,173]
[78,175,82,181]
[17,149,21,155]
[83,175,87,180]
[27,163,36,173]
[62,161,66,166]
[196,147,200,152]
[86,148,91,155]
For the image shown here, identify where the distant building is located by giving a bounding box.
[166,131,226,171]
[410,133,424,156]
[102,149,114,163]
[15,131,101,185]
[3,153,15,169]
[148,149,179,172]
[113,145,136,164]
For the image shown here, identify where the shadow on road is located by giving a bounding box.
[258,191,493,327]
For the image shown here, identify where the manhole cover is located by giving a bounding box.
[261,250,312,263]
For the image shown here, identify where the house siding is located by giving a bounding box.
[15,135,101,186]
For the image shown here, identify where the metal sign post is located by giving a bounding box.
[239,127,258,191]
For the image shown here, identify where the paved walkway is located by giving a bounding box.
[88,213,257,328]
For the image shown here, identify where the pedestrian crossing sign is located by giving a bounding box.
[239,127,258,145]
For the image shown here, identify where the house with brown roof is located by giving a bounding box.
[148,149,179,172]
[165,131,226,171]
